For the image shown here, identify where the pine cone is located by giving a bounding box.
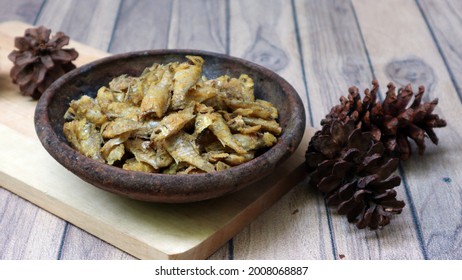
[8,26,79,99]
[322,80,447,160]
[306,120,405,229]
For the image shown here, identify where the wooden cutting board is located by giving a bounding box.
[0,21,312,260]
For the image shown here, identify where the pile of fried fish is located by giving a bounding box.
[63,56,282,174]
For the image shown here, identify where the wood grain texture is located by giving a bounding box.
[0,19,121,259]
[31,0,134,260]
[1,0,461,260]
[0,0,44,23]
[35,0,121,50]
[353,0,462,259]
[418,0,462,98]
[0,3,66,260]
[0,188,64,259]
[228,0,332,259]
[417,0,462,258]
[30,0,126,259]
[295,0,374,125]
[0,27,120,258]
[295,0,423,259]
[59,225,135,260]
[168,0,227,52]
[109,0,173,54]
[231,0,289,73]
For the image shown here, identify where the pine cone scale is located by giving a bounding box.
[337,181,356,201]
[397,109,413,127]
[342,148,362,161]
[346,202,366,223]
[377,158,399,180]
[381,200,406,211]
[332,161,354,178]
[358,154,381,173]
[318,176,342,193]
[40,55,55,69]
[11,51,37,66]
[16,69,34,86]
[357,175,377,189]
[372,189,397,200]
[27,26,50,40]
[50,32,70,47]
[315,135,341,158]
[370,175,401,192]
[305,152,325,169]
[337,197,357,215]
[34,66,47,85]
[51,49,78,61]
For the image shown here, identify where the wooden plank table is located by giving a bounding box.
[0,0,461,260]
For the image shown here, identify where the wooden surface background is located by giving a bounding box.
[0,0,461,260]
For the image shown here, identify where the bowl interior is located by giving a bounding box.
[36,50,305,203]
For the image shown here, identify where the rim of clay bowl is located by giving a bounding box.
[34,49,306,203]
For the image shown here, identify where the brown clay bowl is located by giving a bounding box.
[34,49,305,203]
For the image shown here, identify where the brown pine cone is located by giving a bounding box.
[8,26,79,100]
[306,120,405,229]
[322,80,446,160]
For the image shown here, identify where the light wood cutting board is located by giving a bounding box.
[0,21,313,260]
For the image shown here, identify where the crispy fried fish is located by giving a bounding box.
[208,114,247,154]
[171,56,204,110]
[63,119,104,162]
[63,56,282,174]
[164,131,215,173]
[233,132,277,151]
[65,95,107,126]
[140,64,174,118]
[101,118,143,139]
[123,158,156,173]
[125,138,173,170]
[150,105,195,142]
[242,117,282,135]
[100,137,125,165]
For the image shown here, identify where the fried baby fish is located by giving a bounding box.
[63,56,282,174]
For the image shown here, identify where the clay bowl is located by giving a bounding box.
[34,49,305,203]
